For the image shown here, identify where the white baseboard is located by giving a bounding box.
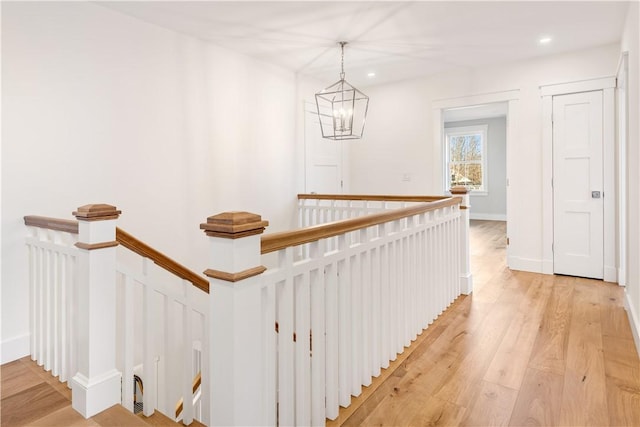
[508,256,543,273]
[1,334,30,364]
[460,273,473,295]
[469,213,507,221]
[72,369,122,418]
[624,289,640,358]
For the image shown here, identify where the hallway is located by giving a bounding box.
[333,220,640,426]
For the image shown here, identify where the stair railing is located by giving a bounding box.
[24,205,208,425]
[201,188,471,426]
[25,189,471,426]
[24,216,79,386]
[114,226,208,426]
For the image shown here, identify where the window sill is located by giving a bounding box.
[470,190,488,196]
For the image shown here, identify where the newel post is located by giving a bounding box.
[71,204,122,418]
[200,212,269,426]
[451,187,473,295]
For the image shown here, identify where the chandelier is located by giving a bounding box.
[315,42,369,140]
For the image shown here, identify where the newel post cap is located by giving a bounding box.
[200,211,269,239]
[450,186,469,195]
[73,204,121,221]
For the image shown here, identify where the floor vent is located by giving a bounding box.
[134,401,144,414]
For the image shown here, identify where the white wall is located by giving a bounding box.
[349,43,620,273]
[1,2,299,363]
[445,117,507,220]
[621,2,640,353]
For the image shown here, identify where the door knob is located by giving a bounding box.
[592,191,601,199]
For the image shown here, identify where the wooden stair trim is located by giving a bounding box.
[23,215,208,293]
[298,193,448,202]
[174,371,202,418]
[24,215,79,234]
[116,228,209,293]
[262,197,461,254]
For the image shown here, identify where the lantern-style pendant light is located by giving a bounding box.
[315,42,369,140]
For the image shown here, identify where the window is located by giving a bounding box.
[444,125,488,193]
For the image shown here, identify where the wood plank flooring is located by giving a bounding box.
[332,220,640,427]
[0,356,205,427]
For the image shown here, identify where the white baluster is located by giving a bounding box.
[277,247,295,425]
[142,258,156,417]
[361,229,372,383]
[370,233,382,377]
[122,274,135,412]
[350,239,362,396]
[263,284,277,426]
[182,280,194,425]
[379,241,390,369]
[324,261,339,420]
[309,241,326,426]
[295,270,311,426]
[337,234,351,407]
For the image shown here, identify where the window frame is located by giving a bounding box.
[444,124,489,195]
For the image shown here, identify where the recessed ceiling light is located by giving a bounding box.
[367,72,376,78]
[539,37,552,45]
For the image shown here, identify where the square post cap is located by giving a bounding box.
[73,204,121,221]
[201,212,269,239]
[450,186,469,195]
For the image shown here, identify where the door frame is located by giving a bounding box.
[540,76,617,282]
[433,89,520,268]
[617,53,629,286]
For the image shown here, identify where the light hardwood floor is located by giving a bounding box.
[0,356,205,426]
[331,220,640,426]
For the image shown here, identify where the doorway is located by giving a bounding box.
[443,103,508,221]
[434,90,519,269]
[540,77,616,282]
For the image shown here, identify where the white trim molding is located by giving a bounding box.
[433,89,521,110]
[624,288,640,358]
[540,76,617,282]
[616,53,629,287]
[470,213,507,221]
[539,76,617,97]
[1,334,30,364]
[507,256,542,274]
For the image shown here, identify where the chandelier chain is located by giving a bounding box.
[340,41,346,80]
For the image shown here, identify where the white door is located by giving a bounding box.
[553,91,604,279]
[304,102,343,194]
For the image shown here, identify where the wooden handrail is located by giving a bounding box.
[298,194,447,202]
[175,371,202,418]
[262,197,461,254]
[116,228,209,294]
[24,215,79,234]
[23,215,208,293]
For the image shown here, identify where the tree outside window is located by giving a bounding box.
[445,125,488,192]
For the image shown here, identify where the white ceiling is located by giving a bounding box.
[99,1,630,87]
